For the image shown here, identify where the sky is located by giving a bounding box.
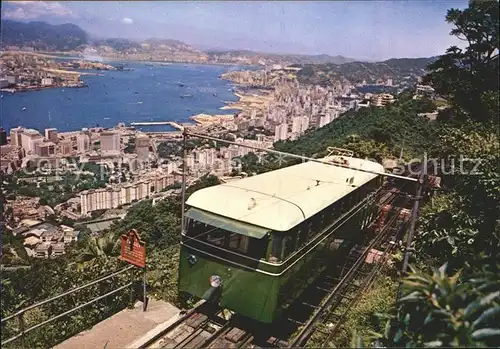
[2,0,469,61]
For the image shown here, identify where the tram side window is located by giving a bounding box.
[282,236,296,259]
[207,229,225,247]
[343,193,353,213]
[186,219,207,237]
[270,234,283,262]
[297,224,309,247]
[228,233,249,253]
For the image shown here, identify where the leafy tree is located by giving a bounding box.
[415,121,500,271]
[422,0,499,123]
[78,233,120,264]
[366,264,500,348]
[124,137,136,154]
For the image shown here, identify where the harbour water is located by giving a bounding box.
[0,62,246,133]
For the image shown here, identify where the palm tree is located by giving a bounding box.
[79,233,120,263]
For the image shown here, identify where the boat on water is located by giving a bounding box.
[180,94,193,98]
[178,82,185,87]
[22,107,26,111]
[213,93,218,97]
[160,63,172,66]
[137,101,143,104]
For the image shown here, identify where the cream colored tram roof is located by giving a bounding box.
[186,156,384,232]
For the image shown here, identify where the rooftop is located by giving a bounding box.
[186,156,384,231]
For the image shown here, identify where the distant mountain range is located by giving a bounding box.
[1,20,436,70]
[294,56,439,88]
[206,50,356,65]
[1,20,88,51]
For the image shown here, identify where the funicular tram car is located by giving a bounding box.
[179,153,385,323]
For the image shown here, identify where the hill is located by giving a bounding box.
[206,50,356,65]
[1,20,89,51]
[1,20,434,68]
[89,37,205,62]
[295,57,438,89]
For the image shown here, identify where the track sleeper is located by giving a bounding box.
[287,318,306,326]
[302,302,320,309]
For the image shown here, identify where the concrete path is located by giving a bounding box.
[54,300,180,349]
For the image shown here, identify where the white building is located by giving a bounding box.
[20,129,43,154]
[10,127,24,147]
[135,134,150,161]
[100,132,120,155]
[319,114,332,128]
[41,78,53,86]
[274,123,288,142]
[291,117,303,134]
[77,132,90,153]
[44,128,58,143]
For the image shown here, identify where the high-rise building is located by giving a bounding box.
[291,117,303,134]
[302,116,310,131]
[371,93,395,107]
[77,132,90,154]
[319,113,332,128]
[100,132,120,155]
[135,134,150,161]
[274,123,288,142]
[0,128,7,146]
[10,127,24,147]
[58,139,73,156]
[20,129,43,154]
[35,142,56,157]
[44,128,58,143]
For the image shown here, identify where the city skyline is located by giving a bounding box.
[2,0,468,61]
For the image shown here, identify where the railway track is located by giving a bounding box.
[140,301,257,349]
[141,172,424,349]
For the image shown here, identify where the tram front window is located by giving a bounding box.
[185,218,264,258]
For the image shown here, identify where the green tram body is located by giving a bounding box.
[179,156,384,323]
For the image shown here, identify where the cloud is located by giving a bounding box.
[121,17,133,25]
[4,1,75,20]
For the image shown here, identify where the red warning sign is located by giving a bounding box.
[120,229,146,268]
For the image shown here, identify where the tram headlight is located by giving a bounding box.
[209,275,222,288]
[187,254,197,265]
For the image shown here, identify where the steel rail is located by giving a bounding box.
[179,315,232,349]
[184,131,418,182]
[138,300,207,349]
[320,234,399,347]
[289,198,409,347]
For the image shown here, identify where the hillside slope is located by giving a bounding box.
[1,20,88,51]
[296,57,438,87]
[207,50,356,64]
[274,94,438,161]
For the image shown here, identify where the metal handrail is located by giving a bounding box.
[1,265,134,322]
[1,264,135,347]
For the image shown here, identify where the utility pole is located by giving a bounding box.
[181,129,188,233]
[402,168,426,274]
[399,138,405,162]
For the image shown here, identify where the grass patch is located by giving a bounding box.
[328,274,398,348]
